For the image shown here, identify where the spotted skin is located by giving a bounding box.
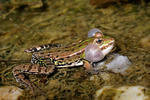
[13,64,55,93]
[24,44,61,53]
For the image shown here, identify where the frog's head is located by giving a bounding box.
[93,36,115,56]
[88,28,115,57]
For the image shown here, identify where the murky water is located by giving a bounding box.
[0,0,150,99]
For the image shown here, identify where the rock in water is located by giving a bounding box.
[106,54,131,74]
[0,86,23,100]
[93,53,131,74]
[85,44,104,62]
[95,86,149,100]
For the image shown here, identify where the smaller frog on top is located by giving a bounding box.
[12,28,115,93]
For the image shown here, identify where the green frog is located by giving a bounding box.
[12,28,115,93]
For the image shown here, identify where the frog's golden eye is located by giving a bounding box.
[96,39,103,44]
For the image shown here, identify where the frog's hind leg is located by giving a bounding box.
[12,64,55,94]
[24,43,61,53]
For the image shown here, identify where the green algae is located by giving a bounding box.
[0,0,150,99]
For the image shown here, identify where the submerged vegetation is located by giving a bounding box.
[0,0,150,99]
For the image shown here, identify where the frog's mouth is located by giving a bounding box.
[100,40,115,56]
[101,43,114,56]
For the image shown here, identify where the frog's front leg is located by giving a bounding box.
[83,60,100,74]
[25,43,61,53]
[12,64,55,93]
[83,60,93,71]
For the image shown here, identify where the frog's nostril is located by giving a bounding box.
[85,44,104,62]
[88,28,102,38]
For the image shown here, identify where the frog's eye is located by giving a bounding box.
[97,39,102,43]
[88,28,103,38]
[95,39,103,44]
